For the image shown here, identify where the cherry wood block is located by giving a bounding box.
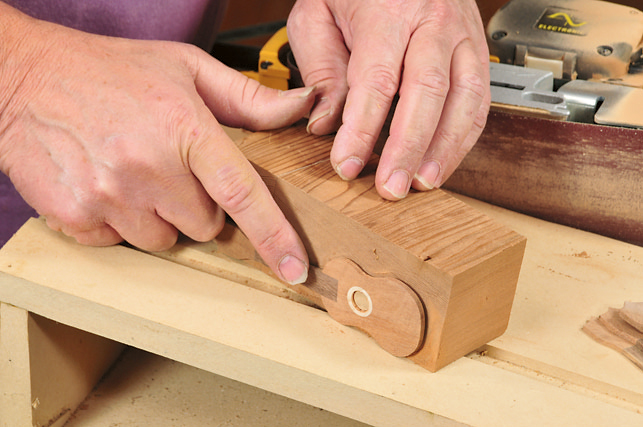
[235,125,526,371]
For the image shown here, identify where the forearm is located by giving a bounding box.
[0,2,52,172]
[0,3,31,113]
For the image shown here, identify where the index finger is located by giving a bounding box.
[188,122,309,285]
[287,0,349,136]
[329,11,409,182]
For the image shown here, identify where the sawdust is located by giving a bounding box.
[572,251,591,258]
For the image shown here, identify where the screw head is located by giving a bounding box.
[491,31,507,41]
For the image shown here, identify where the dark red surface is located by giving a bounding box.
[445,110,643,245]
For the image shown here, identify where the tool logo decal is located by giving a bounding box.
[535,8,587,36]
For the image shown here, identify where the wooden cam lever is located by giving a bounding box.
[301,257,425,358]
[227,124,527,372]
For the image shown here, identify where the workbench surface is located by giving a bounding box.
[1,192,642,426]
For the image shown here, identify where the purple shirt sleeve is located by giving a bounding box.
[4,0,228,45]
[0,173,37,247]
[0,0,229,246]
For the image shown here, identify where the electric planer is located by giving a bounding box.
[488,0,643,128]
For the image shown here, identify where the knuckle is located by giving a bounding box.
[56,206,96,234]
[286,8,305,32]
[73,226,122,247]
[165,101,214,157]
[239,77,263,109]
[230,78,265,129]
[194,222,223,242]
[86,160,137,207]
[409,66,450,100]
[360,64,400,100]
[457,136,477,160]
[173,42,204,73]
[213,166,257,214]
[346,126,380,155]
[302,66,345,91]
[143,232,178,252]
[395,135,428,160]
[434,126,463,148]
[427,3,452,23]
[472,100,490,133]
[192,210,225,242]
[179,42,203,58]
[253,222,290,257]
[70,176,112,213]
[454,70,488,102]
[166,100,202,138]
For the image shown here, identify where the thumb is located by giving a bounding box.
[188,47,317,131]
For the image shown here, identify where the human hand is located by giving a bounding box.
[287,0,490,199]
[0,8,315,284]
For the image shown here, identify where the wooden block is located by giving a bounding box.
[231,124,526,371]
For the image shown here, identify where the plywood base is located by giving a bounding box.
[1,197,642,426]
[0,303,123,427]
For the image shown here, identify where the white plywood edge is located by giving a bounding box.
[0,303,32,427]
[0,219,641,426]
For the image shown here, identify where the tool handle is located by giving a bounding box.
[320,258,426,358]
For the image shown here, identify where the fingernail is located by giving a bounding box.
[335,156,364,180]
[306,107,331,133]
[279,85,316,99]
[383,170,411,199]
[414,161,442,190]
[278,255,309,285]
